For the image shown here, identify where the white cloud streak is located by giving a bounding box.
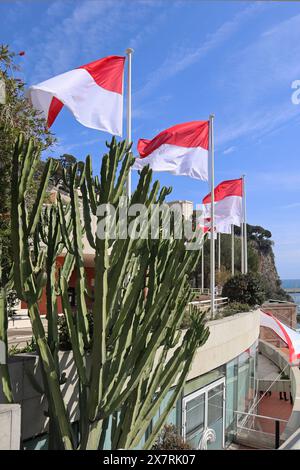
[134,2,263,102]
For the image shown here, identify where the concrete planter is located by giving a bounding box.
[0,404,21,449]
[0,351,80,441]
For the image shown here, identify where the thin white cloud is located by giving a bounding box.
[217,101,300,147]
[51,137,103,156]
[217,11,300,146]
[23,0,164,84]
[134,2,263,102]
[248,170,300,192]
[223,146,236,155]
[279,202,300,210]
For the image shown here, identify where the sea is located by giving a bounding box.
[282,279,300,318]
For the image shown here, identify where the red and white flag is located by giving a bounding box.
[28,55,125,136]
[133,121,209,180]
[202,178,243,233]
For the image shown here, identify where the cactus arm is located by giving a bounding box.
[61,252,75,283]
[57,195,75,255]
[28,303,74,449]
[141,356,193,450]
[0,281,13,404]
[18,138,36,199]
[60,278,88,385]
[45,207,58,372]
[85,155,98,214]
[68,167,90,349]
[80,179,96,249]
[27,158,55,236]
[112,151,134,204]
[87,235,109,423]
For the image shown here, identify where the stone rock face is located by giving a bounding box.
[252,240,290,302]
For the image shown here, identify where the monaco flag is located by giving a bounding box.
[133,121,209,180]
[202,178,243,233]
[28,55,125,136]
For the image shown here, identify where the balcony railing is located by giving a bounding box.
[234,410,288,449]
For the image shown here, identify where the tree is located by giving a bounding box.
[192,232,259,289]
[49,153,78,190]
[0,44,55,283]
[222,272,266,306]
[152,424,192,450]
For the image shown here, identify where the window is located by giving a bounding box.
[182,378,225,449]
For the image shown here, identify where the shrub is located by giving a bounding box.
[152,424,192,450]
[222,273,266,306]
[58,312,94,351]
[222,302,252,317]
[9,337,37,355]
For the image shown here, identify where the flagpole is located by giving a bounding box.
[218,232,221,272]
[240,174,244,275]
[241,221,244,274]
[201,244,204,293]
[242,174,248,274]
[209,114,215,318]
[231,224,235,276]
[125,48,134,199]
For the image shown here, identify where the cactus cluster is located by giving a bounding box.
[7,133,209,449]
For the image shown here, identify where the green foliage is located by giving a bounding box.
[5,289,18,317]
[0,243,13,403]
[8,337,37,356]
[0,44,55,284]
[152,424,192,450]
[215,267,232,288]
[58,312,94,351]
[222,272,266,306]
[181,304,208,329]
[222,302,252,317]
[235,224,273,255]
[192,233,259,288]
[49,153,78,191]
[10,133,210,450]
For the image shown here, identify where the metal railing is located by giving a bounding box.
[191,288,210,296]
[187,297,229,320]
[234,410,288,449]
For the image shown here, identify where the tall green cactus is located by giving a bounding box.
[0,244,13,404]
[9,133,209,450]
[10,134,74,449]
[59,138,209,449]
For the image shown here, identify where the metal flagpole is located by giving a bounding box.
[209,114,215,318]
[218,232,221,272]
[231,224,235,276]
[242,175,248,274]
[241,221,244,274]
[240,174,244,274]
[125,48,134,199]
[201,245,204,293]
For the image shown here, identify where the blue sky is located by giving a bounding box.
[2,0,300,278]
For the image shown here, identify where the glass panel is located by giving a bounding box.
[237,351,250,416]
[225,358,238,444]
[207,383,224,450]
[207,384,223,424]
[186,393,205,435]
[184,365,226,396]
